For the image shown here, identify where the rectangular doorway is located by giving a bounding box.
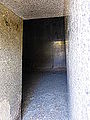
[22,17,68,120]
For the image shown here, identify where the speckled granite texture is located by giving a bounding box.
[0,0,65,19]
[22,72,69,120]
[67,0,90,119]
[0,3,23,120]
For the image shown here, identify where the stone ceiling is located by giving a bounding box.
[0,0,65,19]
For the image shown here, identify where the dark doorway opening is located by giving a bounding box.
[22,17,68,120]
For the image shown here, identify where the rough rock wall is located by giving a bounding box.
[0,3,23,120]
[67,0,90,120]
[0,0,65,19]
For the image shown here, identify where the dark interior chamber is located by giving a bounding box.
[22,17,67,118]
[23,17,66,73]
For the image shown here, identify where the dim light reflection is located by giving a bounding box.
[53,41,68,46]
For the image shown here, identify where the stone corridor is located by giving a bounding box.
[22,72,69,120]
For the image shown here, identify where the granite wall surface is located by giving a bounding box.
[67,0,90,120]
[0,0,65,19]
[0,3,23,120]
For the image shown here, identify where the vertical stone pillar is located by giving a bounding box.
[67,0,90,120]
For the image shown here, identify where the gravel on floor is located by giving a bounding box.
[22,72,69,120]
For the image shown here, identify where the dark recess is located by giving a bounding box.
[23,17,65,73]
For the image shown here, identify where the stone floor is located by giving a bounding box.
[22,72,69,120]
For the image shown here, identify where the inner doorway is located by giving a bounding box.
[22,17,68,120]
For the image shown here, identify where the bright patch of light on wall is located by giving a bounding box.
[53,41,64,46]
